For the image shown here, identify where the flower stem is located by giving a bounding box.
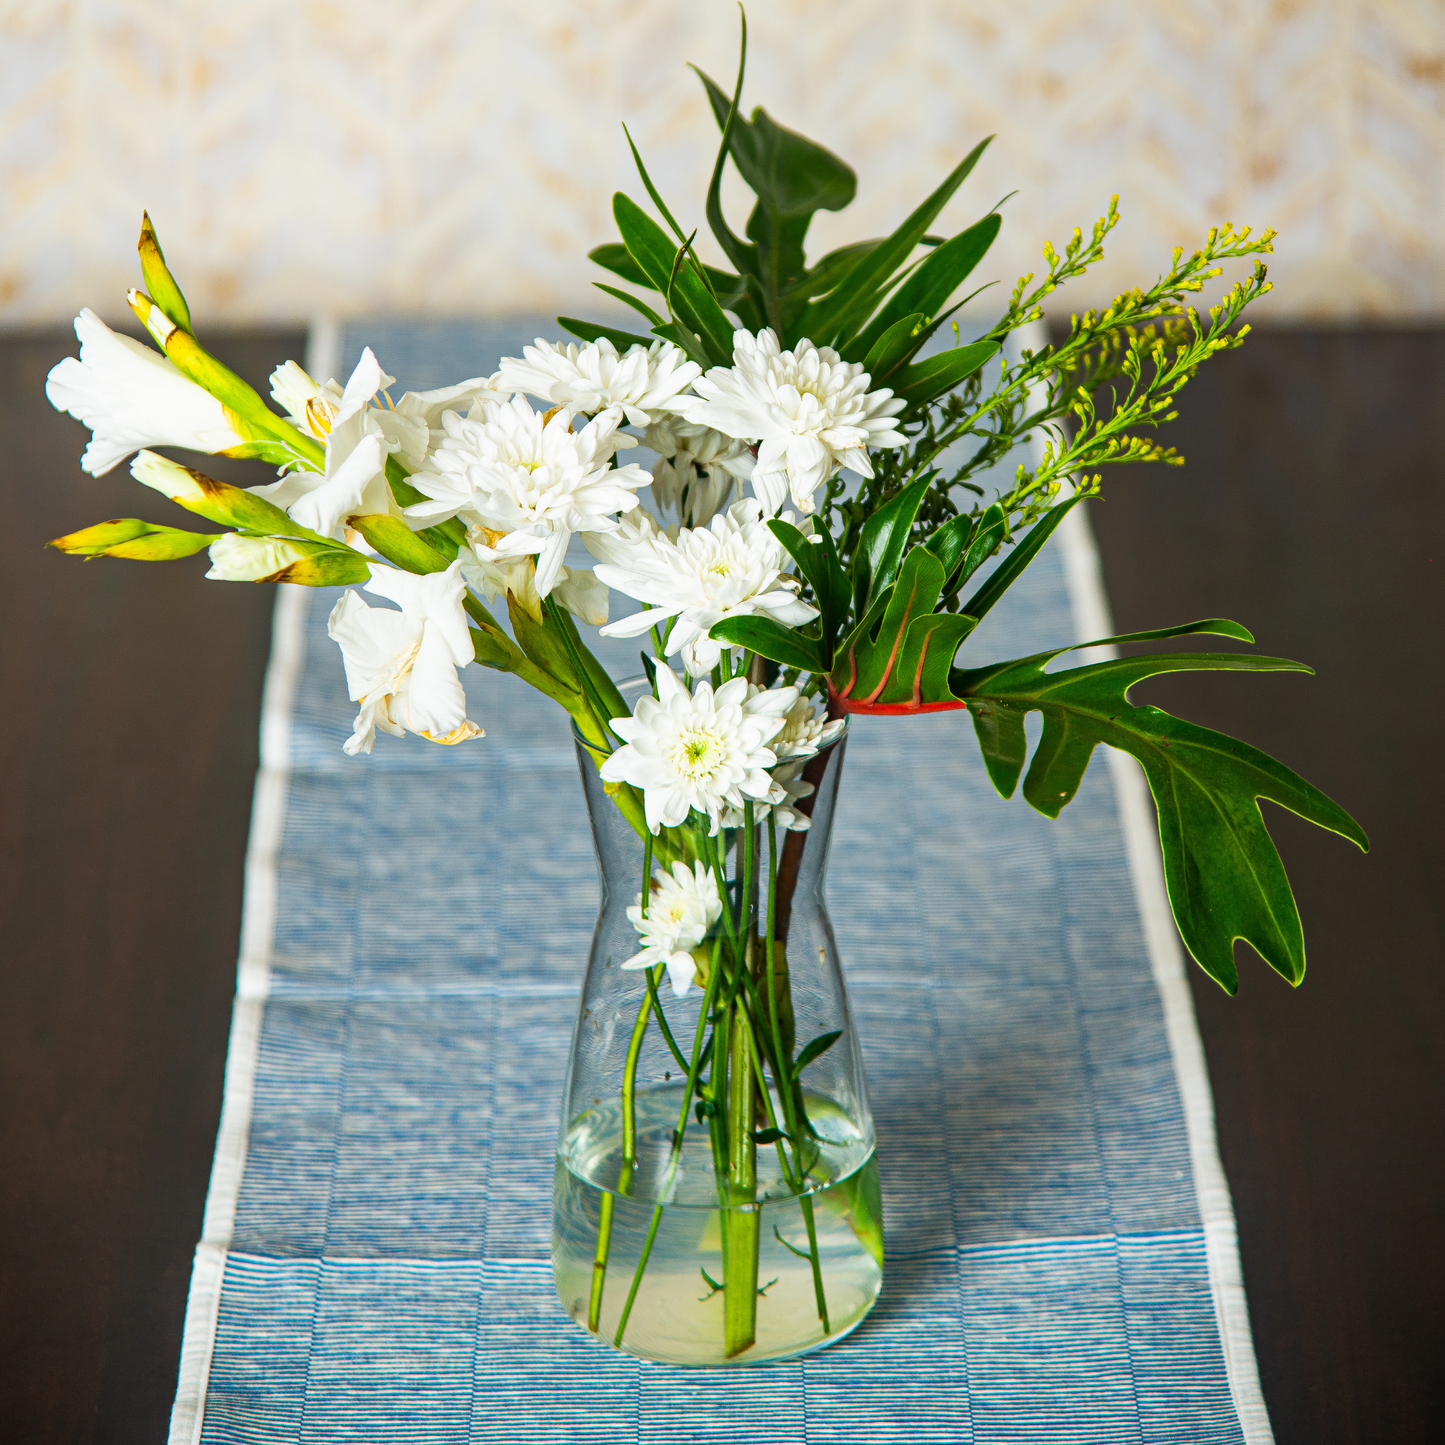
[723,993,759,1357]
[587,837,653,1334]
[765,820,831,1334]
[614,932,724,1349]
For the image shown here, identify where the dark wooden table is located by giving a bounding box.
[1,326,1440,1443]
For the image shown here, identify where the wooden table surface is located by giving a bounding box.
[0,327,1440,1443]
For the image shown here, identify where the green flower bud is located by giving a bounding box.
[49,517,219,560]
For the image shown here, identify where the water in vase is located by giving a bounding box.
[553,1085,884,1366]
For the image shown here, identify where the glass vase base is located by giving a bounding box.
[552,1091,883,1366]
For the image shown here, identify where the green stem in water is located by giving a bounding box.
[614,931,724,1349]
[588,836,654,1334]
[723,989,759,1357]
[763,817,830,1334]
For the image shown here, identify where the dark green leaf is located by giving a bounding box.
[957,496,1081,622]
[862,313,928,385]
[558,316,654,351]
[802,135,993,348]
[853,477,932,617]
[767,518,849,658]
[693,32,757,281]
[891,339,999,408]
[791,1029,843,1079]
[592,282,666,328]
[952,503,1008,590]
[845,213,1002,363]
[589,243,653,289]
[753,1127,791,1145]
[950,623,1368,992]
[612,193,735,363]
[832,546,979,706]
[923,511,979,586]
[709,615,824,672]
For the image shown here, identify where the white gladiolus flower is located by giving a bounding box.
[497,337,700,427]
[643,415,755,527]
[622,861,723,998]
[251,348,394,540]
[404,397,651,597]
[326,560,482,755]
[600,665,798,834]
[45,309,245,476]
[205,534,313,582]
[588,499,817,676]
[678,328,907,515]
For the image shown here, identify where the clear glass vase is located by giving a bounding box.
[552,681,882,1366]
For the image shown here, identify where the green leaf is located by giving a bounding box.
[612,193,736,364]
[845,213,1002,364]
[891,339,999,409]
[693,60,855,325]
[594,241,750,311]
[801,135,993,348]
[709,614,824,673]
[558,316,655,351]
[853,477,932,618]
[589,242,653,289]
[958,496,1082,623]
[953,503,1009,590]
[832,545,979,706]
[753,1127,791,1145]
[767,518,849,660]
[951,623,1368,992]
[922,512,975,580]
[592,282,666,329]
[862,313,928,385]
[791,1029,843,1079]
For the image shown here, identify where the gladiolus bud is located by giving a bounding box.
[131,451,322,539]
[137,212,193,334]
[205,534,371,586]
[49,517,219,560]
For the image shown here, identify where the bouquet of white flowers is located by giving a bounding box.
[44,20,1364,1366]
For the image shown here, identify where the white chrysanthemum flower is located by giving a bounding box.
[403,396,651,597]
[588,499,817,676]
[772,694,847,760]
[326,560,482,755]
[459,541,609,627]
[622,861,723,998]
[643,415,755,527]
[719,697,845,833]
[600,665,798,834]
[46,309,246,476]
[250,348,397,540]
[678,328,907,515]
[498,337,700,427]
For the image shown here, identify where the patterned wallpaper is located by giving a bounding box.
[2,1,1442,328]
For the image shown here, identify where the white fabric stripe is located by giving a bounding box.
[1045,404,1274,1442]
[168,320,335,1445]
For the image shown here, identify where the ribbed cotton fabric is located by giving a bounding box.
[169,320,1271,1445]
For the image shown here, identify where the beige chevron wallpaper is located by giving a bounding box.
[2,1,1442,328]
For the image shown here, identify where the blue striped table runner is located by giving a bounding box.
[168,320,1272,1444]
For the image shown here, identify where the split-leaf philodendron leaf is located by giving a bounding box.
[949,623,1369,994]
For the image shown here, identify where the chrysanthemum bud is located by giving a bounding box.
[49,517,219,560]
